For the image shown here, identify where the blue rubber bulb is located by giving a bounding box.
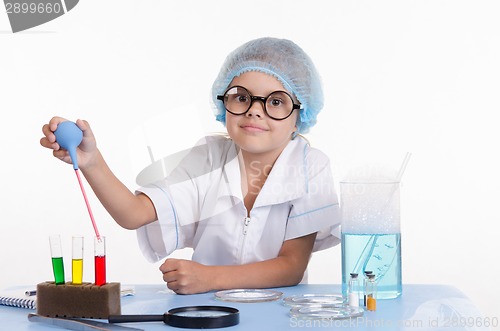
[54,121,83,170]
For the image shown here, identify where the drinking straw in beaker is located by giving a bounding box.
[49,235,65,285]
[72,236,84,285]
[94,236,106,286]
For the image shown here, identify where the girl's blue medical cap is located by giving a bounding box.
[211,37,324,134]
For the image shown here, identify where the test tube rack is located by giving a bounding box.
[36,281,121,319]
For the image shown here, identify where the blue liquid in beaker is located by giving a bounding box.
[342,233,402,299]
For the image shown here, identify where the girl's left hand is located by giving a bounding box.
[159,258,214,294]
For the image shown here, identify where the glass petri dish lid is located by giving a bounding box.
[283,293,344,307]
[214,289,283,303]
[289,305,364,320]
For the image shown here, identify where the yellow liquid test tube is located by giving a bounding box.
[72,259,83,284]
[72,236,84,285]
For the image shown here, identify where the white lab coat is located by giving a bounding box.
[136,135,340,266]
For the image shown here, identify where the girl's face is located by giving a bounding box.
[225,71,298,159]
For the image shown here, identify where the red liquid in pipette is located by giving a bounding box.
[75,169,101,240]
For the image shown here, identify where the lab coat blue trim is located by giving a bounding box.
[288,203,339,219]
[152,184,179,250]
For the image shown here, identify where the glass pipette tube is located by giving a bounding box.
[75,169,101,240]
[72,236,84,285]
[94,236,106,286]
[49,235,65,285]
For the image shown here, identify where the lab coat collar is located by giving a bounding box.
[220,137,309,207]
[219,142,244,202]
[254,137,309,207]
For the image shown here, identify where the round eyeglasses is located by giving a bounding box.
[217,86,301,121]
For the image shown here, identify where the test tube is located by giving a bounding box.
[94,236,106,286]
[348,273,360,307]
[363,270,373,306]
[366,274,377,311]
[49,235,65,285]
[72,236,84,285]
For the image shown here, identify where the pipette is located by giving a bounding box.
[54,121,101,240]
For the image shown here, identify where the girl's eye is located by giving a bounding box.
[269,98,284,107]
[237,95,249,103]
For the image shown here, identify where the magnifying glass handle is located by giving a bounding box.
[109,314,164,323]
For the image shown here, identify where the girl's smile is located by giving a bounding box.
[238,121,269,133]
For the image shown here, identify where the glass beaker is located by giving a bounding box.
[340,180,402,299]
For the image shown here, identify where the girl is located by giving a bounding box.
[40,37,340,294]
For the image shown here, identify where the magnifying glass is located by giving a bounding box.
[109,306,239,329]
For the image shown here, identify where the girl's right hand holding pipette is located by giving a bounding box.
[41,116,158,230]
[40,117,99,170]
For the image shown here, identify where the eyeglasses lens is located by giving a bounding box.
[223,87,294,120]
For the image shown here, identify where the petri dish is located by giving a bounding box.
[289,305,364,320]
[214,289,283,303]
[283,294,344,307]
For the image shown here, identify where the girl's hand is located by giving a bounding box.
[40,117,98,170]
[160,258,214,294]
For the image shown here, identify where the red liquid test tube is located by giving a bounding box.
[94,236,106,286]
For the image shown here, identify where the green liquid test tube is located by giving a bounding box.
[49,235,65,285]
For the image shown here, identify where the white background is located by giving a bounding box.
[1,0,499,324]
